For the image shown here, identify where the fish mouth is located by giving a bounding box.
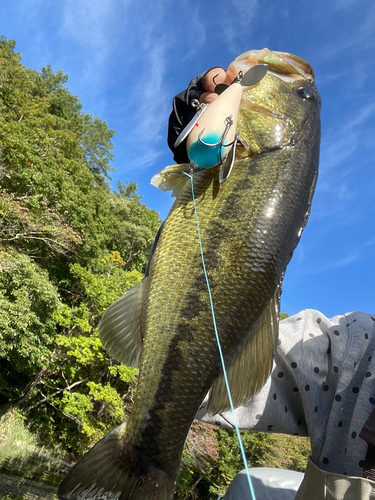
[227,48,315,84]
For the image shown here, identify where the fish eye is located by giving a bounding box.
[297,86,315,100]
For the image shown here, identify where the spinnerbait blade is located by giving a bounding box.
[174,102,208,148]
[214,64,269,94]
[240,64,269,87]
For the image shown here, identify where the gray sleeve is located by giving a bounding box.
[197,309,375,477]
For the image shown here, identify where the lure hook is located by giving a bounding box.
[197,129,222,147]
[219,133,239,183]
[197,115,234,148]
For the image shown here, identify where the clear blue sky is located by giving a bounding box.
[1,0,374,318]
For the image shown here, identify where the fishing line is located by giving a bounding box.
[183,171,257,500]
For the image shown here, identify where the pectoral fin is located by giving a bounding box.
[207,287,280,416]
[151,164,190,197]
[98,278,149,368]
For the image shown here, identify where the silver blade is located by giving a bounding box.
[174,104,208,148]
[240,64,269,87]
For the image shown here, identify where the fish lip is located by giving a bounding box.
[227,48,315,83]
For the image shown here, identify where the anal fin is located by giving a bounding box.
[207,286,280,416]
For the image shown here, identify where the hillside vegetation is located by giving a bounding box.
[0,35,160,453]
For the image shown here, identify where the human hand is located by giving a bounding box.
[199,68,231,104]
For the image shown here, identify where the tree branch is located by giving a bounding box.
[0,234,72,249]
[16,365,50,407]
[125,250,141,266]
[45,399,83,428]
[23,378,88,413]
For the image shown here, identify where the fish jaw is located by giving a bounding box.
[231,49,321,159]
[226,48,315,83]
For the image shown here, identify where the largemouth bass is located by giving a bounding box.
[58,48,321,500]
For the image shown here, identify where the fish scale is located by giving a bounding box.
[58,49,321,500]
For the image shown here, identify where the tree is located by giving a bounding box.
[0,36,160,453]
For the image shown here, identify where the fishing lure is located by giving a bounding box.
[174,64,269,183]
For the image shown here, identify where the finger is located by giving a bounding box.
[203,68,227,93]
[199,92,219,104]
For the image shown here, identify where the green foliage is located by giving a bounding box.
[22,253,142,454]
[109,364,139,384]
[0,409,42,456]
[69,251,143,315]
[107,182,161,272]
[0,36,159,455]
[280,312,289,320]
[0,249,61,398]
[0,36,100,260]
[0,409,62,460]
[260,433,310,472]
[206,429,277,497]
[0,409,69,493]
[0,496,24,500]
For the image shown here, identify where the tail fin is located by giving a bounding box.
[58,425,174,500]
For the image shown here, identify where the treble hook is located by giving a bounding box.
[197,115,234,147]
[219,133,239,183]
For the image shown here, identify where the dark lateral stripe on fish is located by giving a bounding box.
[133,336,191,469]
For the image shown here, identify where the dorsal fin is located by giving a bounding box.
[207,286,280,416]
[150,164,190,197]
[98,278,149,368]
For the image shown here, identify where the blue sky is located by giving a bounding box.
[1,0,374,318]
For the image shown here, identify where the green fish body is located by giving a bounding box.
[58,49,321,500]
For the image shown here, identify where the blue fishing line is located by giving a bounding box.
[183,171,257,500]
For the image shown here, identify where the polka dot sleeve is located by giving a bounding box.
[197,310,375,477]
